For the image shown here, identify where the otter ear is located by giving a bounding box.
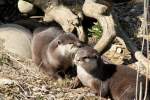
[57,40,61,45]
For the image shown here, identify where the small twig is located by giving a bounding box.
[139,82,143,100]
[16,83,29,100]
[30,16,43,19]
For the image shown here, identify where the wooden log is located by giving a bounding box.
[83,0,116,54]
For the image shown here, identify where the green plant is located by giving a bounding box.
[88,22,103,40]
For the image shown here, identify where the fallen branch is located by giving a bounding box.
[44,5,79,32]
[18,0,87,42]
[83,0,116,54]
[44,5,87,42]
[94,15,116,54]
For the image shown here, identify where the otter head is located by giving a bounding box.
[74,46,101,71]
[50,33,83,58]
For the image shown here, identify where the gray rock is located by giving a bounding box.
[0,78,15,86]
[116,48,123,54]
[18,0,34,13]
[0,24,32,58]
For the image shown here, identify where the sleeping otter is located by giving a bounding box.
[32,26,82,79]
[73,46,150,100]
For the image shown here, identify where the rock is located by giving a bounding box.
[33,87,40,92]
[47,97,55,100]
[86,93,95,96]
[0,78,15,86]
[41,85,49,94]
[0,24,32,58]
[56,88,61,91]
[18,0,34,14]
[109,45,117,52]
[116,48,123,54]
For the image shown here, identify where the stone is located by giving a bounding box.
[18,0,34,13]
[0,78,15,86]
[0,24,32,58]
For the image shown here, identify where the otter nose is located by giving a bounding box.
[76,42,82,48]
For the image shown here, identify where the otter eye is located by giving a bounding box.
[82,57,90,62]
[83,57,88,59]
[57,40,61,45]
[76,58,80,61]
[69,42,73,44]
[84,58,90,62]
[76,42,82,48]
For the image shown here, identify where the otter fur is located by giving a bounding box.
[73,46,150,100]
[32,26,82,79]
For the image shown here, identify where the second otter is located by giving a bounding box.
[32,26,82,79]
[73,46,150,100]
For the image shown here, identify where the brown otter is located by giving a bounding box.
[73,46,150,100]
[32,26,82,79]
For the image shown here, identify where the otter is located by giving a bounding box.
[73,46,150,100]
[32,26,82,79]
